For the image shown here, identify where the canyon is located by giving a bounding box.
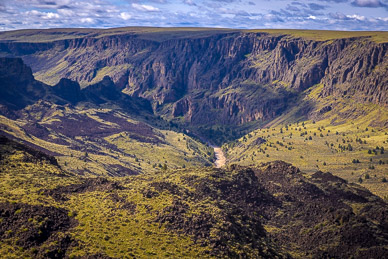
[0,28,386,144]
[0,27,387,258]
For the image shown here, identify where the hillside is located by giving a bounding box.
[1,136,387,258]
[0,27,388,258]
[0,57,214,175]
[0,27,387,194]
[0,28,387,144]
[224,118,388,198]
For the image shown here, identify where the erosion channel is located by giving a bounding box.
[213,146,226,168]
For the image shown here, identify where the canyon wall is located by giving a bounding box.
[1,31,386,126]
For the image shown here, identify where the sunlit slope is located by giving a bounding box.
[1,137,387,258]
[225,116,388,198]
[247,29,388,43]
[1,27,387,43]
[0,27,238,43]
[1,28,386,143]
[0,102,214,176]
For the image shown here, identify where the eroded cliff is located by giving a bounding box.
[0,29,387,133]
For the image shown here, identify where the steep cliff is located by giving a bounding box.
[0,28,387,136]
[0,57,153,115]
[0,57,52,111]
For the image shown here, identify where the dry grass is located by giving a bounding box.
[2,27,386,43]
[246,29,388,43]
[225,119,388,198]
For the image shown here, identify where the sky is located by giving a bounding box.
[0,0,387,31]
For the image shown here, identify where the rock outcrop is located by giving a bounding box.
[154,161,388,258]
[0,29,387,128]
[0,57,48,109]
[0,57,152,115]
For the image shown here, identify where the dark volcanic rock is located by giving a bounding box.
[0,202,77,256]
[255,161,388,258]
[43,178,124,201]
[53,78,84,104]
[83,76,122,103]
[156,161,388,258]
[0,135,59,166]
[0,57,48,109]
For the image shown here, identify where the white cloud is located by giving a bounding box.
[80,17,94,23]
[26,10,40,16]
[0,0,387,31]
[57,9,75,16]
[347,14,366,20]
[120,12,131,20]
[25,10,60,19]
[132,3,159,12]
[44,12,60,19]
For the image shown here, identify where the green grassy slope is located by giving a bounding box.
[224,118,388,198]
[247,29,388,43]
[0,102,214,176]
[1,137,387,258]
[0,27,238,43]
[1,27,387,43]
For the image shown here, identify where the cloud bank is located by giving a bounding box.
[0,0,387,31]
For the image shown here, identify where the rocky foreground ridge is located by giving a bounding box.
[0,136,387,258]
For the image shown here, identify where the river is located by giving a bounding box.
[189,133,226,168]
[213,146,226,168]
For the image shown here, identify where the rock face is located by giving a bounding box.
[0,30,387,128]
[0,57,48,109]
[0,57,34,83]
[319,39,387,105]
[0,57,152,115]
[53,78,84,104]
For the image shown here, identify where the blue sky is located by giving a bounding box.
[0,0,387,31]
